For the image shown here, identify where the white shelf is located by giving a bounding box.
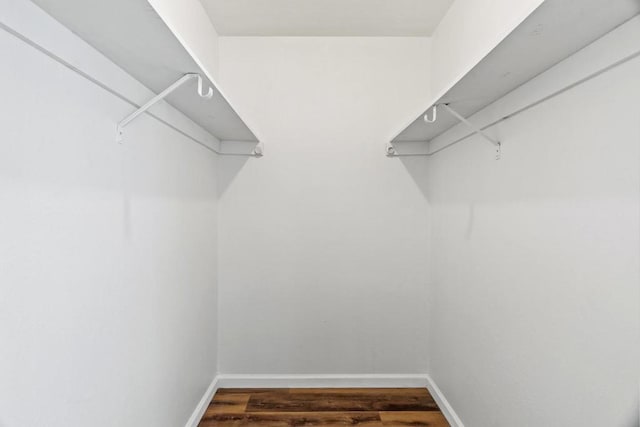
[391,0,640,144]
[32,0,259,145]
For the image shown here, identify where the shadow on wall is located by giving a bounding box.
[389,140,431,200]
[218,156,250,197]
[393,136,495,240]
[217,140,260,196]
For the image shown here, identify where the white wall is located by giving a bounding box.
[425,18,640,427]
[0,2,218,426]
[3,2,636,426]
[216,37,432,374]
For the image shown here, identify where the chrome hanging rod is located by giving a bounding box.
[0,20,262,157]
[387,47,640,159]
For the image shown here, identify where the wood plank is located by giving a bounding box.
[380,411,450,426]
[205,393,250,414]
[216,388,284,395]
[246,389,438,412]
[199,411,383,427]
[199,388,447,426]
[289,388,432,397]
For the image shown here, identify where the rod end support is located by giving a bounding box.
[386,144,396,156]
[116,125,124,143]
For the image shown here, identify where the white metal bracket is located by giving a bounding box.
[440,104,501,158]
[116,73,213,143]
[386,103,502,159]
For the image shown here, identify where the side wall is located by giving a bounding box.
[0,2,219,426]
[425,18,640,427]
[216,37,432,375]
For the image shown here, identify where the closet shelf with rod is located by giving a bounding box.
[31,0,263,157]
[386,0,640,159]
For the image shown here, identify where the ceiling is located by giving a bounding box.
[199,0,454,37]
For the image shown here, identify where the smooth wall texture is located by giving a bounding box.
[425,20,640,427]
[0,3,218,426]
[217,37,432,374]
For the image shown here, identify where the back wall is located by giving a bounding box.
[216,37,432,374]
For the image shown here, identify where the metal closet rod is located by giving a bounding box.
[0,20,261,157]
[388,48,640,158]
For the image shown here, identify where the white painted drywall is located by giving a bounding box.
[216,37,432,374]
[425,17,640,427]
[200,0,453,37]
[430,0,544,99]
[0,2,218,426]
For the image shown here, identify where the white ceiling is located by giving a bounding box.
[200,0,455,37]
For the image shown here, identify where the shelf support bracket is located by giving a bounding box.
[440,103,501,155]
[116,73,213,143]
[386,103,502,159]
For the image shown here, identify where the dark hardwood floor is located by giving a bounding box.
[198,388,450,426]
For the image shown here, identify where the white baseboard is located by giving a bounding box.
[187,373,464,427]
[215,373,430,389]
[184,376,219,427]
[424,375,465,427]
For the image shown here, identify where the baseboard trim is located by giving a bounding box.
[425,375,465,427]
[184,375,219,427]
[215,373,430,389]
[188,374,464,427]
